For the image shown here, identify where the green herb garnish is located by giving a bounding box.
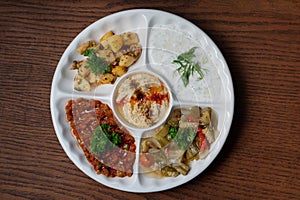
[172,47,205,87]
[168,126,178,139]
[83,49,94,56]
[90,124,122,154]
[108,132,122,146]
[84,49,110,75]
[173,128,197,150]
[104,65,111,74]
[100,124,111,131]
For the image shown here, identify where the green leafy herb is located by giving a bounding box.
[104,65,111,74]
[173,128,197,150]
[83,49,94,56]
[109,132,122,146]
[172,47,206,87]
[168,126,178,139]
[100,124,111,131]
[90,125,122,154]
[90,126,109,154]
[84,49,110,75]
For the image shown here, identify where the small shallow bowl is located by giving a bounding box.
[111,67,174,137]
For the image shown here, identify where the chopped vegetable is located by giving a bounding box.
[90,124,122,154]
[139,153,154,167]
[172,47,206,87]
[197,128,209,151]
[173,128,197,150]
[161,166,180,177]
[140,106,217,177]
[168,126,178,139]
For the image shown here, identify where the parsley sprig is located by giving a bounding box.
[168,126,197,150]
[90,124,122,154]
[168,126,178,139]
[172,47,205,87]
[83,49,111,75]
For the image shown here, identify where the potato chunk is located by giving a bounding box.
[74,74,91,91]
[77,40,97,54]
[100,31,114,43]
[87,72,97,83]
[119,55,136,67]
[112,66,127,77]
[100,31,114,49]
[77,61,89,77]
[121,32,139,46]
[98,73,116,84]
[97,50,115,63]
[106,35,123,53]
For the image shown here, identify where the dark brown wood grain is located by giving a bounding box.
[0,0,299,199]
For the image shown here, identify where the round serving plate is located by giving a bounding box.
[50,9,234,193]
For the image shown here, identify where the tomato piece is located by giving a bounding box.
[188,115,198,122]
[197,128,209,151]
[200,138,209,151]
[197,128,205,140]
[139,153,154,167]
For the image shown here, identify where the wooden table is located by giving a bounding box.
[1,0,299,199]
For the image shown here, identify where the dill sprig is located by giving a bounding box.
[172,47,205,87]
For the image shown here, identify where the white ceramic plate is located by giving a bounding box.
[50,9,234,193]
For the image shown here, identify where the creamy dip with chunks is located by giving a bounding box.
[115,72,170,128]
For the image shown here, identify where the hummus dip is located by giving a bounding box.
[115,72,170,128]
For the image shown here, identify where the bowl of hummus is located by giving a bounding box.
[113,70,172,130]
